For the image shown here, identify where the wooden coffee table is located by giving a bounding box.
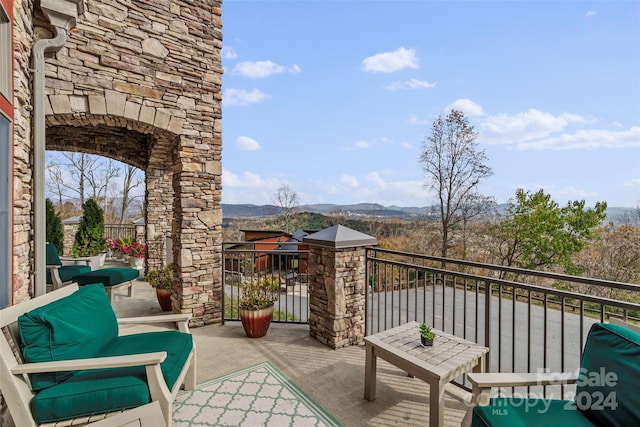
[364,321,489,427]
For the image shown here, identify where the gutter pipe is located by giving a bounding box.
[32,26,67,296]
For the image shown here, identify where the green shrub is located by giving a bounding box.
[45,199,64,253]
[72,198,106,257]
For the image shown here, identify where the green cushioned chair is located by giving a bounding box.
[45,243,92,288]
[1,283,196,427]
[467,322,640,427]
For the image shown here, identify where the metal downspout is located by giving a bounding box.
[32,26,67,296]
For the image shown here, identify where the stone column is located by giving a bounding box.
[173,134,222,325]
[304,225,377,349]
[145,166,173,271]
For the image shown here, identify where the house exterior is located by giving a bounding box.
[2,0,224,326]
[224,230,312,276]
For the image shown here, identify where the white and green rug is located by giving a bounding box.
[173,362,342,427]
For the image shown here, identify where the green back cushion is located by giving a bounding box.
[576,322,640,426]
[18,284,118,391]
[45,243,62,266]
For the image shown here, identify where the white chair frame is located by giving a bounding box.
[0,284,196,427]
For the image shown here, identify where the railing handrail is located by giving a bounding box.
[367,253,640,311]
[368,247,640,293]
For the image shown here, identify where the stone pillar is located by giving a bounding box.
[61,217,79,256]
[145,166,173,271]
[304,225,377,349]
[173,134,222,325]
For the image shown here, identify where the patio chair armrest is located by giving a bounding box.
[59,256,92,266]
[118,313,193,333]
[467,372,578,406]
[11,352,167,374]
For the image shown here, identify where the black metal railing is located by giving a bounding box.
[222,241,309,324]
[365,247,640,397]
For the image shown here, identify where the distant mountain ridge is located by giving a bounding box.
[222,203,635,222]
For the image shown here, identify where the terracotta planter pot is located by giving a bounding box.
[156,288,172,311]
[239,306,274,338]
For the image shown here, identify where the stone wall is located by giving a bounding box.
[11,0,224,323]
[12,0,37,303]
[308,246,367,349]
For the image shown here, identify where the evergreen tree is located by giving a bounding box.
[45,198,64,253]
[72,198,107,257]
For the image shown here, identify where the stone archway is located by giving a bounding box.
[35,0,224,325]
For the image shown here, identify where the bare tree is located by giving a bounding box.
[273,185,299,233]
[60,152,97,206]
[45,160,68,209]
[419,109,493,258]
[119,164,144,224]
[85,158,120,213]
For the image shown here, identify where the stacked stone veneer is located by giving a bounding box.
[308,246,367,349]
[11,0,223,325]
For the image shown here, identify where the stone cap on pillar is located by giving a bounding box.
[302,224,377,249]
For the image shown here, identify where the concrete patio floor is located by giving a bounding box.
[113,279,469,427]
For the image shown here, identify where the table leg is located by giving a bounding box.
[429,380,445,427]
[364,342,377,400]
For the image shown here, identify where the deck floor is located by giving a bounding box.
[113,279,469,427]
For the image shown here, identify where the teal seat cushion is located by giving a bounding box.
[18,284,118,391]
[472,399,595,427]
[47,265,91,284]
[73,268,139,287]
[30,330,193,423]
[576,322,640,427]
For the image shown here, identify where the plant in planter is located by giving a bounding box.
[127,241,146,269]
[238,277,280,338]
[419,322,436,347]
[145,263,173,311]
[71,199,107,268]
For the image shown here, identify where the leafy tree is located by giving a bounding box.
[45,198,64,253]
[419,109,493,258]
[488,189,607,274]
[72,198,107,257]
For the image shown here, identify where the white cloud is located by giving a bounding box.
[624,178,640,188]
[479,108,587,144]
[449,99,485,117]
[407,114,429,125]
[232,60,301,78]
[222,170,288,204]
[386,78,436,91]
[340,174,360,189]
[585,10,597,18]
[515,126,640,150]
[361,47,419,73]
[401,142,412,149]
[514,184,598,202]
[345,140,372,150]
[222,46,238,60]
[223,88,270,106]
[236,136,261,151]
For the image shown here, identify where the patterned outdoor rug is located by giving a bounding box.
[173,362,343,426]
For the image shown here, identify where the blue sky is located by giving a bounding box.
[221,1,639,208]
